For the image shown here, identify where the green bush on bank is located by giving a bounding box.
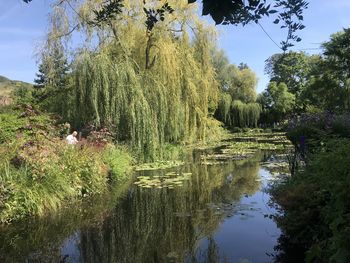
[272,139,350,262]
[272,113,350,262]
[102,144,133,180]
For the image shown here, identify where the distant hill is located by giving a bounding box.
[0,75,33,106]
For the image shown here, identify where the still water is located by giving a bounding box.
[0,152,286,263]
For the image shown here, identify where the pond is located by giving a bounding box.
[0,150,289,263]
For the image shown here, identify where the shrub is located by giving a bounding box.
[286,113,350,156]
[102,144,133,180]
[272,139,350,262]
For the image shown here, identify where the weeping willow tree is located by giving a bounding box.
[231,100,261,128]
[40,0,219,160]
[211,47,260,129]
[215,93,232,124]
[216,96,261,128]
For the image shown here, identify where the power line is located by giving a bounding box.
[256,22,283,51]
[256,22,324,53]
[298,47,322,51]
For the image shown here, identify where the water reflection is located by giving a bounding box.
[0,153,281,263]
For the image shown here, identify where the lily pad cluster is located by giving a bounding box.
[201,132,292,164]
[134,172,192,189]
[134,160,184,171]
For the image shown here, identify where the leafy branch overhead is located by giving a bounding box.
[93,0,124,24]
[188,0,308,51]
[143,3,174,32]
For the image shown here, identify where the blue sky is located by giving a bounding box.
[0,0,349,92]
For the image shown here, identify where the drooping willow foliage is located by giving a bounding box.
[44,0,218,160]
[216,93,261,128]
[231,100,261,128]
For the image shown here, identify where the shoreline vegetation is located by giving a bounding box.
[0,105,133,224]
[270,113,350,262]
[0,104,287,224]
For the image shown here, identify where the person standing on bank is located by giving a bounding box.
[66,131,78,145]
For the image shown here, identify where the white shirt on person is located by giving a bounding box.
[66,134,78,144]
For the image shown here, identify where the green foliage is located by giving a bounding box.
[0,108,132,223]
[12,86,33,104]
[301,29,350,112]
[272,113,350,261]
[0,106,53,144]
[33,33,70,117]
[212,49,258,103]
[262,29,350,119]
[212,48,260,129]
[216,97,261,129]
[272,139,350,262]
[265,51,311,96]
[230,100,261,128]
[46,1,219,161]
[0,144,106,223]
[230,66,258,103]
[286,113,350,153]
[258,81,295,124]
[0,75,33,107]
[322,28,350,83]
[102,144,133,180]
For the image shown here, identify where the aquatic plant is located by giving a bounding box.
[134,172,192,189]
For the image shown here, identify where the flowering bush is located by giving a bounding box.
[286,112,350,154]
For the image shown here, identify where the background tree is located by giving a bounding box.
[33,7,70,116]
[265,51,310,110]
[300,28,350,112]
[258,81,295,124]
[230,65,258,103]
[212,49,260,128]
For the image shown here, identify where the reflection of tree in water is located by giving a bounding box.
[186,236,230,263]
[0,179,132,262]
[272,234,306,263]
[0,156,261,262]
[79,158,261,263]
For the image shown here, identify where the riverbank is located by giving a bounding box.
[1,148,285,262]
[270,113,350,262]
[0,105,291,224]
[0,105,133,224]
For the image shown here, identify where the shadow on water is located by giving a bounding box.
[0,151,287,263]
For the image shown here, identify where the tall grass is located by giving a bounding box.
[0,139,132,224]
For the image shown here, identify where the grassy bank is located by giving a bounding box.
[271,113,350,262]
[0,105,132,224]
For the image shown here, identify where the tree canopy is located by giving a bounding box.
[212,49,260,128]
[259,28,350,123]
[264,51,310,111]
[33,0,222,161]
